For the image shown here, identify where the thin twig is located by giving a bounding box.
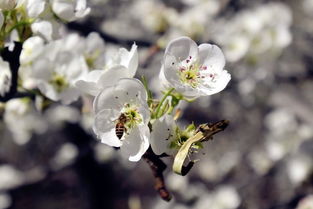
[142,147,172,201]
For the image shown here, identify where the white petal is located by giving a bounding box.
[99,128,123,147]
[37,82,59,101]
[113,78,147,103]
[31,58,53,80]
[27,0,45,18]
[164,36,198,61]
[76,80,100,96]
[119,43,138,77]
[75,70,103,96]
[199,70,231,96]
[51,0,75,21]
[74,0,90,18]
[94,109,119,133]
[93,109,122,147]
[150,115,175,155]
[59,86,81,105]
[93,86,121,114]
[163,54,180,83]
[96,65,130,89]
[120,125,150,162]
[94,78,147,114]
[31,19,61,41]
[198,44,225,70]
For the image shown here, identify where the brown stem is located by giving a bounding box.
[142,147,172,201]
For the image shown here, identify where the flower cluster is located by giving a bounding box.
[18,33,138,104]
[0,0,231,172]
[0,0,90,44]
[91,37,230,161]
[212,2,292,63]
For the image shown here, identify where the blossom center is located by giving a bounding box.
[118,103,143,131]
[50,73,69,93]
[177,55,209,88]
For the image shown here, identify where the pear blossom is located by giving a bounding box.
[76,43,138,96]
[93,78,150,162]
[0,58,11,97]
[150,115,177,155]
[4,98,47,145]
[51,0,90,22]
[169,1,220,40]
[83,32,106,69]
[213,2,292,62]
[132,0,177,33]
[19,36,88,104]
[160,36,231,98]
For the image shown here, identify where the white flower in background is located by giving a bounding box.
[4,98,47,145]
[220,34,250,63]
[302,0,313,16]
[132,0,177,33]
[83,32,106,69]
[0,193,12,209]
[0,0,16,10]
[195,185,240,209]
[76,43,138,96]
[296,195,313,209]
[31,19,62,41]
[0,58,11,97]
[150,115,177,155]
[51,143,78,170]
[0,165,24,190]
[160,36,231,98]
[170,1,220,40]
[287,155,312,186]
[34,52,87,104]
[213,2,292,62]
[16,0,46,18]
[45,105,81,128]
[93,78,150,162]
[19,36,45,65]
[19,36,88,104]
[51,0,90,22]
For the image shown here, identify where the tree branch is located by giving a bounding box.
[142,147,172,201]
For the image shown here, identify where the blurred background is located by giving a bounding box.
[1,0,313,208]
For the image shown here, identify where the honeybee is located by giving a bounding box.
[115,113,127,139]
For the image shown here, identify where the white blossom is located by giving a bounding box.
[0,58,11,97]
[213,2,292,62]
[93,78,150,162]
[132,0,177,33]
[4,98,47,144]
[51,0,90,22]
[76,43,138,96]
[160,36,231,98]
[19,35,88,104]
[195,186,241,209]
